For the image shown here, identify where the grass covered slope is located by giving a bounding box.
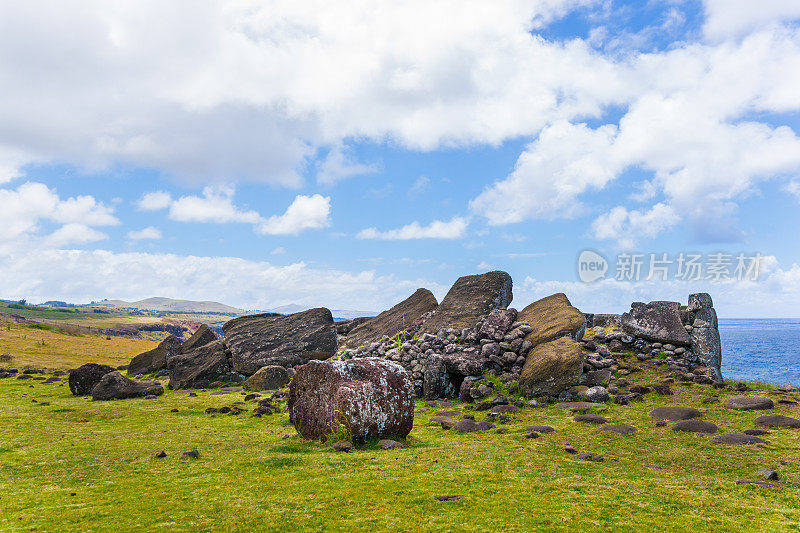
[2,354,800,531]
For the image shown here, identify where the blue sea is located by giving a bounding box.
[720,319,800,386]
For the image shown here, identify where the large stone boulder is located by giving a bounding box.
[91,371,165,400]
[288,358,414,443]
[69,363,116,396]
[128,335,182,376]
[243,365,289,391]
[420,271,513,334]
[167,339,232,390]
[345,289,438,348]
[180,324,218,354]
[223,308,337,374]
[687,293,722,381]
[621,301,692,345]
[519,337,584,396]
[517,293,586,347]
[423,351,487,400]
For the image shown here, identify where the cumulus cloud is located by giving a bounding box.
[46,224,108,247]
[357,217,469,240]
[703,0,800,40]
[316,145,378,185]
[137,191,172,211]
[0,181,118,243]
[590,203,680,249]
[168,186,261,224]
[127,226,163,241]
[256,194,331,236]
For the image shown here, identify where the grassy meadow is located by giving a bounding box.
[1,329,800,531]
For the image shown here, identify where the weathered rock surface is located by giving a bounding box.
[755,415,800,428]
[453,419,495,433]
[517,293,586,347]
[672,420,719,434]
[128,335,182,376]
[519,337,583,397]
[601,424,637,435]
[288,358,414,443]
[243,365,289,391]
[91,371,164,400]
[712,433,766,445]
[223,308,337,374]
[421,271,512,334]
[346,289,438,348]
[180,324,218,354]
[167,339,231,390]
[621,301,692,345]
[726,396,774,411]
[648,406,703,421]
[69,363,116,396]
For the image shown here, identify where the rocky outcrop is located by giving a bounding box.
[335,317,372,336]
[180,324,218,354]
[345,289,438,348]
[420,271,512,334]
[69,363,116,396]
[167,339,232,390]
[243,365,289,391]
[223,308,337,375]
[288,358,414,443]
[91,371,165,400]
[621,301,692,345]
[517,293,586,347]
[128,335,182,376]
[519,337,584,396]
[686,293,722,381]
[423,351,487,400]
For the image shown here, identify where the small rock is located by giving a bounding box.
[170,409,179,413]
[755,415,800,428]
[378,439,403,450]
[672,420,718,434]
[525,426,554,434]
[712,433,766,445]
[573,414,607,424]
[726,396,774,411]
[525,431,539,439]
[757,468,779,481]
[155,450,167,458]
[332,441,353,452]
[648,406,703,421]
[434,495,463,502]
[564,446,578,454]
[744,429,770,436]
[600,424,637,435]
[182,449,200,459]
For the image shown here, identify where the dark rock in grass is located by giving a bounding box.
[519,337,584,397]
[648,406,703,421]
[420,271,512,334]
[155,450,167,458]
[68,363,116,396]
[672,420,719,434]
[205,407,218,414]
[436,410,462,417]
[564,446,578,454]
[489,404,520,415]
[630,385,651,395]
[581,369,612,387]
[554,402,596,410]
[218,406,232,414]
[525,431,540,439]
[573,414,607,424]
[332,441,353,452]
[434,495,463,502]
[180,324,218,354]
[757,468,779,481]
[210,391,230,396]
[243,365,289,391]
[91,372,164,400]
[496,428,508,434]
[170,408,179,413]
[577,453,603,462]
[755,415,800,428]
[378,439,403,450]
[744,429,771,436]
[167,340,231,390]
[652,384,673,395]
[223,308,337,374]
[701,396,719,404]
[128,335,182,376]
[182,449,200,459]
[289,358,413,443]
[526,426,554,434]
[601,424,637,435]
[453,419,495,433]
[712,433,766,445]
[346,288,438,348]
[726,396,774,411]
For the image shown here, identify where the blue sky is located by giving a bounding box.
[1,0,800,317]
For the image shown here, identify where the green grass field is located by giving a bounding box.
[1,332,799,531]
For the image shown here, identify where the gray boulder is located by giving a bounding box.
[420,271,512,334]
[167,339,232,390]
[288,358,414,443]
[423,352,487,400]
[69,363,116,396]
[180,324,218,354]
[686,293,722,381]
[223,308,337,374]
[243,365,289,391]
[345,289,437,348]
[91,371,164,400]
[128,335,182,376]
[621,301,692,345]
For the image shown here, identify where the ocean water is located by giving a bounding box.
[720,319,800,386]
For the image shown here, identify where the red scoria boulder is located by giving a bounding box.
[288,358,414,443]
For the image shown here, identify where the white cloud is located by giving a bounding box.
[0,181,118,243]
[357,217,469,240]
[590,203,680,249]
[270,247,286,255]
[46,223,108,247]
[703,0,800,40]
[408,175,431,197]
[168,186,261,224]
[137,191,172,211]
[256,194,331,236]
[316,145,378,185]
[476,261,493,270]
[127,226,163,241]
[787,179,800,201]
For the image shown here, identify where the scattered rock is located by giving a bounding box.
[453,419,495,433]
[91,372,165,400]
[525,426,554,434]
[757,468,779,481]
[754,415,800,428]
[712,433,766,445]
[652,384,673,395]
[671,420,718,434]
[288,358,414,443]
[648,406,703,421]
[525,431,539,439]
[573,414,607,424]
[378,439,403,450]
[182,449,200,459]
[68,363,116,396]
[430,416,459,428]
[600,424,637,435]
[434,495,463,502]
[744,429,771,436]
[584,386,609,403]
[726,396,774,411]
[155,450,167,458]
[332,441,353,452]
[564,446,578,454]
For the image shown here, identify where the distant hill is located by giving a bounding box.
[97,297,245,315]
[266,304,376,321]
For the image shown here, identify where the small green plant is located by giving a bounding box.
[656,351,668,360]
[325,414,352,444]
